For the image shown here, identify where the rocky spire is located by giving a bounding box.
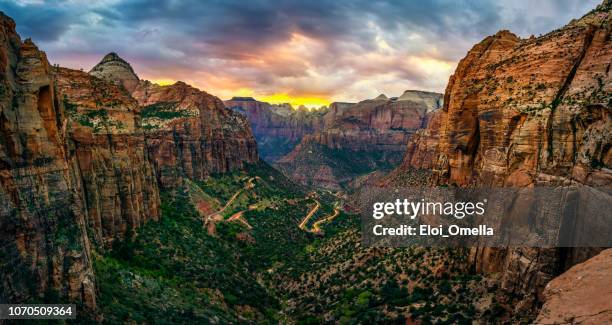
[89,52,140,93]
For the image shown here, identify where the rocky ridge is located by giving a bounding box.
[276,91,443,189]
[88,57,259,188]
[224,97,327,162]
[0,11,258,312]
[387,1,611,317]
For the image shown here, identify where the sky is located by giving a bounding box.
[1,0,601,108]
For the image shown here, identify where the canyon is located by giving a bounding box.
[0,1,609,323]
[0,11,257,312]
[276,91,443,189]
[385,0,611,320]
[224,97,326,162]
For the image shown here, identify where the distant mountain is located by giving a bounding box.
[276,91,443,189]
[224,97,327,162]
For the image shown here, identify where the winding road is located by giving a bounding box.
[298,200,321,230]
[311,207,340,233]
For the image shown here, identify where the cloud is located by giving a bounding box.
[0,0,601,105]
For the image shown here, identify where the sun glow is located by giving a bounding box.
[259,93,331,109]
[150,79,177,86]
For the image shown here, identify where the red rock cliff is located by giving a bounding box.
[55,67,161,246]
[0,12,96,309]
[391,1,611,315]
[89,54,259,188]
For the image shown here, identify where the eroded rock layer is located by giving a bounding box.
[133,81,259,188]
[224,97,326,162]
[56,67,161,246]
[0,13,96,309]
[277,91,442,189]
[390,1,611,315]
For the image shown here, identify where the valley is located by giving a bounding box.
[0,1,610,324]
[91,163,515,324]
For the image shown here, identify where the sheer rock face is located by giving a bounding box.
[55,67,161,247]
[132,81,258,188]
[276,91,442,189]
[224,97,326,162]
[391,2,611,315]
[0,12,96,310]
[535,248,612,324]
[89,52,140,93]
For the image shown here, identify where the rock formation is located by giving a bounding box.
[90,55,259,188]
[55,67,161,246]
[388,0,611,315]
[89,52,140,93]
[277,91,442,189]
[0,12,259,312]
[224,97,326,162]
[535,248,612,324]
[0,12,96,310]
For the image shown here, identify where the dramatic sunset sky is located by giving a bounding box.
[1,0,600,108]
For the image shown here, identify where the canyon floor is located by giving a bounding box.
[84,162,527,324]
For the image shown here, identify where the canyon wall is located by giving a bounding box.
[0,13,96,310]
[56,67,161,247]
[390,1,611,315]
[277,91,442,189]
[0,13,259,310]
[92,55,259,188]
[224,97,326,162]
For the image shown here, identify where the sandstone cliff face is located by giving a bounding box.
[0,14,259,311]
[89,54,259,188]
[224,97,326,162]
[56,67,161,246]
[0,13,96,309]
[391,1,611,315]
[132,81,259,188]
[536,248,612,324]
[277,91,442,189]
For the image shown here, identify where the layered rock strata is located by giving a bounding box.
[390,1,611,315]
[224,97,326,162]
[277,91,443,189]
[0,13,96,309]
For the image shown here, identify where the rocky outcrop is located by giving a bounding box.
[87,52,259,188]
[224,97,326,162]
[536,249,612,324]
[390,0,611,316]
[56,67,161,246]
[133,81,259,188]
[89,52,140,93]
[277,91,443,189]
[0,12,96,310]
[0,14,259,312]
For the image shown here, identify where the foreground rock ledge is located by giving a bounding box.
[536,249,612,324]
